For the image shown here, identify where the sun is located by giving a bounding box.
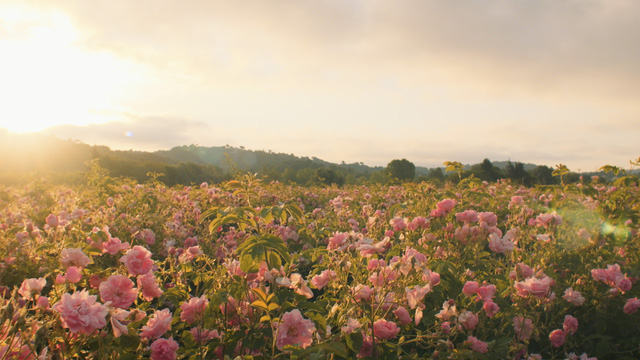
[0,3,142,133]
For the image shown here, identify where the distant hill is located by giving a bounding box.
[0,130,625,186]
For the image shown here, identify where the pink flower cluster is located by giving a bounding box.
[276,309,315,350]
[514,274,554,299]
[462,281,500,317]
[591,264,632,294]
[53,290,108,334]
[430,199,456,218]
[549,315,579,348]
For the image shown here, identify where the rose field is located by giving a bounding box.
[1,165,639,360]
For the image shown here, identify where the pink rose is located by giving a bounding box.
[563,315,578,335]
[458,311,478,330]
[353,284,374,302]
[150,337,179,360]
[373,319,400,339]
[120,246,154,276]
[276,309,315,350]
[393,307,412,326]
[441,321,451,334]
[514,263,535,279]
[53,290,108,334]
[514,275,553,298]
[436,199,456,212]
[99,275,138,309]
[549,329,566,348]
[476,284,496,301]
[341,318,361,334]
[478,212,498,226]
[137,272,164,301]
[310,269,336,290]
[140,309,172,339]
[37,296,49,309]
[624,297,640,314]
[462,281,479,296]
[18,277,46,300]
[467,336,488,353]
[46,214,59,227]
[456,210,479,223]
[65,266,83,284]
[103,237,130,255]
[60,248,91,269]
[190,328,221,343]
[488,233,515,253]
[482,300,500,318]
[405,285,432,309]
[562,288,585,306]
[180,295,209,324]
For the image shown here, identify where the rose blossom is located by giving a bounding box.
[53,290,108,334]
[393,307,412,326]
[458,311,478,330]
[623,297,640,314]
[140,309,172,339]
[436,199,456,212]
[462,281,479,296]
[514,275,553,298]
[120,246,154,276]
[476,284,497,302]
[467,336,488,353]
[276,309,315,350]
[103,237,130,255]
[46,214,59,227]
[483,300,500,318]
[99,275,138,309]
[190,328,222,343]
[563,288,585,306]
[65,266,83,284]
[180,295,209,324]
[60,248,91,269]
[373,319,400,339]
[341,318,361,334]
[353,284,374,302]
[563,315,578,335]
[549,329,566,348]
[150,337,179,360]
[18,277,46,300]
[405,285,431,309]
[310,269,336,290]
[137,272,164,301]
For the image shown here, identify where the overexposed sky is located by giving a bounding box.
[1,0,639,171]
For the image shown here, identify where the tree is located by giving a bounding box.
[314,168,345,186]
[386,159,416,182]
[426,168,445,183]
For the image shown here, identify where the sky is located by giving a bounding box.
[1,0,639,172]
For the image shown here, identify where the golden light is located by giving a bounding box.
[0,3,143,133]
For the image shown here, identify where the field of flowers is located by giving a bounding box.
[0,165,639,360]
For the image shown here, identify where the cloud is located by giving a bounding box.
[11,0,640,171]
[43,115,211,151]
[31,0,636,98]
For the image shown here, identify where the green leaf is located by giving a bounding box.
[251,300,269,311]
[346,332,363,352]
[119,334,140,350]
[239,253,261,273]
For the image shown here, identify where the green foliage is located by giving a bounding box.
[386,159,416,182]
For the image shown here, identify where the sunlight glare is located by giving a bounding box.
[0,4,144,133]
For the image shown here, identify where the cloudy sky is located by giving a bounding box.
[1,0,639,171]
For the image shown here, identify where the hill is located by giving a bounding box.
[0,130,620,186]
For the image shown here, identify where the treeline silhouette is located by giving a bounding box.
[0,131,614,186]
